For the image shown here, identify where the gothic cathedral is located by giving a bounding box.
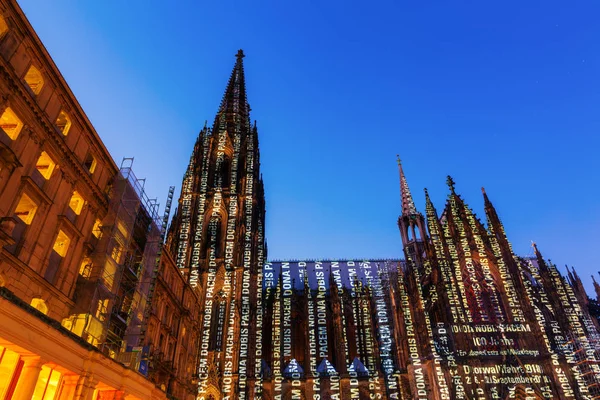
[166,52,600,399]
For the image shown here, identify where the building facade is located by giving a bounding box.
[0,1,200,399]
[1,0,600,398]
[141,233,203,400]
[166,52,600,399]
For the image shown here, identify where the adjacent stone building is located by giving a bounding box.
[141,234,202,399]
[0,1,201,399]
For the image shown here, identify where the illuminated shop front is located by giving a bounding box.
[0,286,167,400]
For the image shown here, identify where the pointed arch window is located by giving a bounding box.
[24,65,44,95]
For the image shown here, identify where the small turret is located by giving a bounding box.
[568,266,589,307]
[593,275,600,303]
[396,157,427,263]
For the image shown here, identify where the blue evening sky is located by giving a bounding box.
[18,1,600,291]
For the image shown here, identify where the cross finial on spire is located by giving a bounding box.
[236,49,245,60]
[446,175,456,192]
[531,240,539,255]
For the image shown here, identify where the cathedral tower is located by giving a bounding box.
[166,50,266,399]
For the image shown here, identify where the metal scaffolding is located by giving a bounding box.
[61,159,162,361]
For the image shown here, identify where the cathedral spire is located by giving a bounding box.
[397,155,417,216]
[482,187,512,251]
[214,49,251,132]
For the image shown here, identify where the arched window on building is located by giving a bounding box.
[413,225,421,240]
[30,298,48,315]
[23,65,44,95]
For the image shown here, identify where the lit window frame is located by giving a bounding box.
[0,16,8,40]
[68,191,85,215]
[92,218,102,238]
[84,152,97,174]
[79,257,92,278]
[35,151,57,180]
[14,192,38,225]
[52,229,71,257]
[55,110,71,136]
[23,64,44,96]
[30,298,48,315]
[0,107,24,140]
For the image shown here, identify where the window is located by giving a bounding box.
[0,346,21,399]
[0,16,7,39]
[32,365,62,400]
[83,153,97,174]
[68,191,85,215]
[110,242,123,263]
[35,151,56,180]
[103,259,117,290]
[116,219,129,239]
[53,230,70,257]
[92,219,102,238]
[79,257,92,278]
[14,193,38,225]
[96,298,109,322]
[0,107,23,140]
[55,110,71,135]
[24,65,44,95]
[163,305,170,325]
[30,298,48,315]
